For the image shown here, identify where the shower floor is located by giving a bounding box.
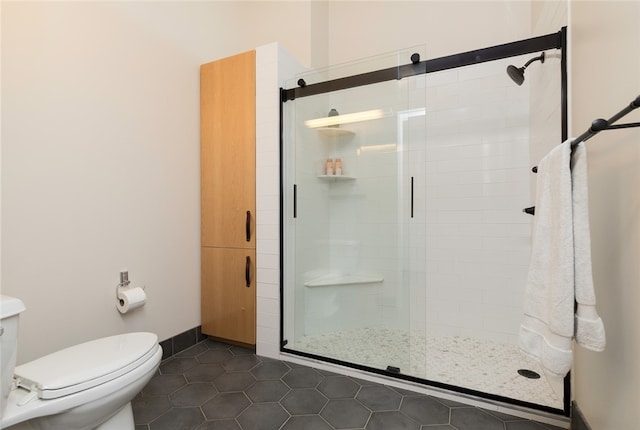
[290,327,562,409]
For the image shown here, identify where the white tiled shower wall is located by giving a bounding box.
[422,57,533,344]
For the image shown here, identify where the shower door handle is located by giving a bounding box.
[245,256,251,288]
[246,211,251,242]
[293,184,297,218]
[410,177,414,218]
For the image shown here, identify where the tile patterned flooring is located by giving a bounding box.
[132,339,565,430]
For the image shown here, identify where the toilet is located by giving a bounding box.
[0,295,162,430]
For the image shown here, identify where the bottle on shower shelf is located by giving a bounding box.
[325,158,334,176]
[335,158,343,176]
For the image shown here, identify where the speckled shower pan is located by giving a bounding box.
[290,327,562,409]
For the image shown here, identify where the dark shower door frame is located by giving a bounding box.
[279,27,569,417]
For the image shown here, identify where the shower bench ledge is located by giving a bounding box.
[304,274,383,287]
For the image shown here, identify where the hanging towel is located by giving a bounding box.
[518,139,606,379]
[519,140,575,377]
[571,143,606,351]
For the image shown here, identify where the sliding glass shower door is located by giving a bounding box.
[282,50,427,376]
[282,43,565,413]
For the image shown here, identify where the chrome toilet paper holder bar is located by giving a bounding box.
[115,271,145,298]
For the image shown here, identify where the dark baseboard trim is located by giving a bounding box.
[571,401,592,430]
[159,325,207,361]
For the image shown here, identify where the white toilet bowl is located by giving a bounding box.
[0,296,162,430]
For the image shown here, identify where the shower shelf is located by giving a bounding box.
[317,175,356,181]
[304,274,383,287]
[316,127,355,137]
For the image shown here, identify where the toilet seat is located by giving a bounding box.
[14,332,158,400]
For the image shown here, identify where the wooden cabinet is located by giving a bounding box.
[201,247,256,344]
[200,50,256,345]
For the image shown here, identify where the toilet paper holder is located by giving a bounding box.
[115,271,147,313]
[115,271,145,300]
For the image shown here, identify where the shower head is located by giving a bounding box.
[506,52,545,86]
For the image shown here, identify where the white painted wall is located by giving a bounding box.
[1,1,313,364]
[570,2,640,429]
[325,1,532,65]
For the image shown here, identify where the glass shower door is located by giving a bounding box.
[282,50,427,376]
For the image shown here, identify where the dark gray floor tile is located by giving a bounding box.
[251,361,291,380]
[160,357,199,374]
[366,411,420,430]
[149,407,205,430]
[485,409,523,421]
[506,421,562,430]
[318,375,361,399]
[184,363,226,382]
[201,392,251,420]
[245,379,290,402]
[321,399,371,429]
[281,388,328,415]
[196,420,241,430]
[348,376,379,386]
[133,339,565,430]
[197,348,234,364]
[433,397,469,407]
[282,367,323,388]
[419,426,457,430]
[450,407,506,430]
[229,345,255,355]
[132,396,173,425]
[169,382,218,407]
[400,396,450,424]
[356,385,402,411]
[281,415,333,430]
[176,342,210,358]
[390,386,421,396]
[222,355,261,371]
[202,339,231,349]
[142,374,187,396]
[236,403,290,430]
[213,371,256,392]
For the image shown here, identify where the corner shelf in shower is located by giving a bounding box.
[315,127,355,137]
[317,175,356,181]
[304,273,384,287]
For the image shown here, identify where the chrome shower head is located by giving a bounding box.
[507,52,545,86]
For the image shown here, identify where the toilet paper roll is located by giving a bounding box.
[116,287,146,314]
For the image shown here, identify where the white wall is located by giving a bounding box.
[570,2,640,429]
[325,1,532,65]
[1,1,313,363]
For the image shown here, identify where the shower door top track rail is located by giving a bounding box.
[281,30,563,102]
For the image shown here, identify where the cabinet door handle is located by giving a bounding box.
[245,256,251,288]
[246,210,251,242]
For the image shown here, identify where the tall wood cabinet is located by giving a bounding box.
[200,50,256,345]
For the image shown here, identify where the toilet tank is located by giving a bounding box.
[0,295,26,419]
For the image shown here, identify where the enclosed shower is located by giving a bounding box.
[281,31,567,415]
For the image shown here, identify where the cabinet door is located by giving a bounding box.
[201,247,256,344]
[201,50,256,249]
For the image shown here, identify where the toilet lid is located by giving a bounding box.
[14,332,159,400]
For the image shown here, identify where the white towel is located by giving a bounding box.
[571,143,606,352]
[519,139,606,379]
